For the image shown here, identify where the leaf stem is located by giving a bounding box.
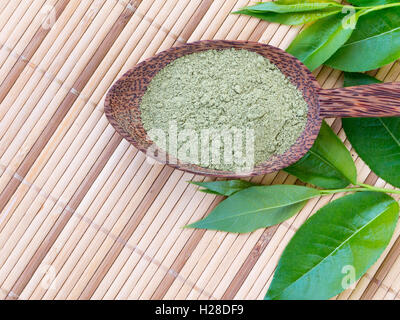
[320,184,400,195]
[320,187,370,195]
[359,183,400,194]
[356,2,400,11]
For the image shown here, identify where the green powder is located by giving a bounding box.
[139,49,308,172]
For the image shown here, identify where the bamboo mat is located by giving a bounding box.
[0,0,399,300]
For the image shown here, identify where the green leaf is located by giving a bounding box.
[285,121,357,189]
[266,192,399,300]
[347,0,400,6]
[198,189,224,195]
[242,0,343,13]
[342,73,400,188]
[234,8,342,25]
[343,71,382,87]
[326,7,400,72]
[189,180,258,197]
[345,117,400,188]
[287,12,360,70]
[234,0,344,25]
[186,185,321,233]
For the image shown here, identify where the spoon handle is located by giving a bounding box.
[318,82,400,118]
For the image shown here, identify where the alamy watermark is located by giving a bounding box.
[342,6,358,30]
[145,121,256,173]
[40,5,57,30]
[38,264,57,291]
[341,265,357,290]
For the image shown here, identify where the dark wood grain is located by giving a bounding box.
[319,82,400,118]
[105,40,322,178]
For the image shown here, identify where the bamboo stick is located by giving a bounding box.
[82,163,169,300]
[13,0,162,298]
[33,0,191,302]
[0,0,111,197]
[0,0,29,49]
[92,177,211,299]
[0,3,99,235]
[59,167,185,299]
[379,255,400,299]
[0,0,116,248]
[24,151,151,299]
[0,0,146,234]
[0,1,15,18]
[34,144,141,299]
[0,125,117,289]
[19,144,140,299]
[0,1,126,252]
[19,0,203,298]
[72,0,234,300]
[0,0,89,120]
[0,0,116,168]
[70,170,189,299]
[139,22,270,303]
[0,0,399,300]
[157,15,306,300]
[108,0,255,300]
[0,1,138,298]
[103,0,253,300]
[47,0,206,300]
[0,0,58,84]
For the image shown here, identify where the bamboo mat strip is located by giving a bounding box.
[78,1,220,298]
[0,0,123,258]
[21,1,179,300]
[0,0,37,55]
[11,141,135,298]
[1,0,400,300]
[82,0,231,300]
[363,228,400,299]
[0,1,17,20]
[73,2,212,300]
[23,146,141,299]
[121,0,258,301]
[12,0,180,300]
[0,0,110,206]
[0,0,57,87]
[117,1,260,300]
[6,8,145,298]
[0,1,94,130]
[2,0,138,299]
[0,0,117,276]
[0,0,69,104]
[74,0,222,300]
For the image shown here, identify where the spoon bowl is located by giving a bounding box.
[105,40,400,178]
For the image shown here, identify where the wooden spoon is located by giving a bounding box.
[105,40,400,178]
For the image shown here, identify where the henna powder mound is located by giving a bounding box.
[139,49,308,172]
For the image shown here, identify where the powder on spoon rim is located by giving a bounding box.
[139,48,308,172]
